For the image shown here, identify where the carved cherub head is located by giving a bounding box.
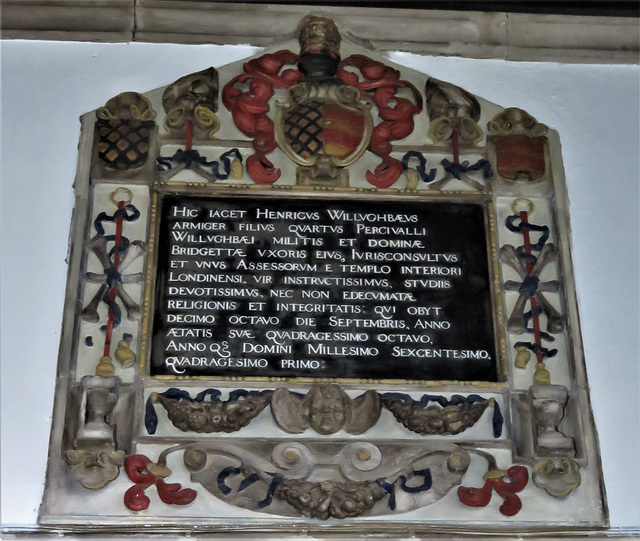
[186,402,210,432]
[271,384,380,435]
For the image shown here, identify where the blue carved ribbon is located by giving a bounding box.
[505,214,556,358]
[505,215,550,264]
[93,203,140,330]
[217,467,262,495]
[215,467,281,508]
[381,392,503,438]
[99,287,121,328]
[258,473,283,508]
[145,388,194,434]
[156,148,242,180]
[397,468,432,494]
[94,204,140,238]
[238,473,261,492]
[217,467,242,495]
[377,467,432,510]
[376,478,397,510]
[442,158,493,180]
[401,151,437,182]
[515,340,558,359]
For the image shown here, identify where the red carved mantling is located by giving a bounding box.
[222,51,303,184]
[223,51,422,187]
[337,55,423,188]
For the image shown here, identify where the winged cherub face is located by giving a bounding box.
[306,385,350,435]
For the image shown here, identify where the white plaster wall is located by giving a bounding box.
[1,40,638,532]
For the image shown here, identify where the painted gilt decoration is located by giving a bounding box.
[40,13,606,535]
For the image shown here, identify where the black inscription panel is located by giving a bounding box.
[151,196,498,381]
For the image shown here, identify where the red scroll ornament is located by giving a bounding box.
[222,51,303,184]
[458,465,529,516]
[337,55,423,188]
[124,454,197,511]
[223,52,421,187]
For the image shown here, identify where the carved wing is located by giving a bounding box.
[271,388,309,433]
[344,390,381,435]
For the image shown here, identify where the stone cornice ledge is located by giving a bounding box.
[1,0,638,64]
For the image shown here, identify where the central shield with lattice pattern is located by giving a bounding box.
[280,100,370,166]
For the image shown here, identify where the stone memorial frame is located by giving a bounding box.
[37,14,608,535]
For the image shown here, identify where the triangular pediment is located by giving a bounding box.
[86,15,549,192]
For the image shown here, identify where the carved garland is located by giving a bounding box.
[144,384,503,438]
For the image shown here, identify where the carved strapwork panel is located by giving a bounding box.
[41,13,606,535]
[182,441,471,519]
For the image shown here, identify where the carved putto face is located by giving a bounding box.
[186,402,209,431]
[271,384,381,435]
[305,385,350,435]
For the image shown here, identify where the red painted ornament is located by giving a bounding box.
[337,55,422,188]
[124,454,197,511]
[222,51,303,184]
[458,466,529,517]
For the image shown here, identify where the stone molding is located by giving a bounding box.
[1,0,638,64]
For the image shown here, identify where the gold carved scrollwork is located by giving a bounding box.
[96,92,156,121]
[428,117,483,144]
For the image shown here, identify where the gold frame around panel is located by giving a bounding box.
[139,182,507,387]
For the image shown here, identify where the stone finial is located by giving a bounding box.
[529,384,576,457]
[298,16,341,56]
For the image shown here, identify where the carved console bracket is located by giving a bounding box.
[64,376,130,489]
[529,384,581,497]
